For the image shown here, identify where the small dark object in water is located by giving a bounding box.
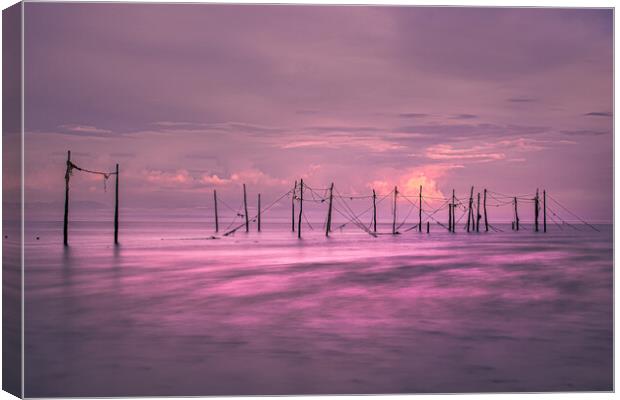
[3,235,7,239]
[36,237,40,240]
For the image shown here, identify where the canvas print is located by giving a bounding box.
[2,2,614,397]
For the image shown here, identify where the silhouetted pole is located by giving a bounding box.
[466,186,473,232]
[298,179,304,239]
[372,189,377,233]
[514,197,520,231]
[292,180,297,232]
[448,203,452,232]
[114,163,119,244]
[326,183,334,237]
[426,221,430,233]
[534,189,539,232]
[451,189,456,232]
[476,192,481,232]
[243,184,249,232]
[213,190,219,233]
[392,186,398,235]
[257,193,261,232]
[483,189,488,232]
[543,190,547,233]
[418,185,422,232]
[63,150,71,246]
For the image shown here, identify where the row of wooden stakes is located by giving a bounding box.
[212,180,548,238]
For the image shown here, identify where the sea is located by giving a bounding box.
[20,220,613,396]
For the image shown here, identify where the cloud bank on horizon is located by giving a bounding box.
[22,4,612,222]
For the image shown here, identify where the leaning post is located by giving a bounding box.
[543,190,547,233]
[372,189,377,233]
[476,192,481,232]
[514,197,520,231]
[213,190,219,233]
[291,180,297,232]
[326,183,334,237]
[418,185,422,232]
[114,163,119,244]
[298,179,304,239]
[243,184,249,232]
[483,189,488,232]
[63,150,71,246]
[257,193,261,232]
[466,186,473,232]
[534,189,539,232]
[392,186,398,235]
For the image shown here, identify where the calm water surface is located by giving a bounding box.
[23,221,613,396]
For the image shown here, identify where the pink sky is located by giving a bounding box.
[21,4,612,223]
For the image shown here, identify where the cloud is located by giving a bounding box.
[145,169,192,186]
[279,133,404,152]
[369,163,464,207]
[507,97,537,103]
[59,124,113,136]
[449,114,478,120]
[395,123,549,140]
[398,113,429,119]
[426,143,505,162]
[584,112,612,117]
[142,168,288,190]
[561,129,609,136]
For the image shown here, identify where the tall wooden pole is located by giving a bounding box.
[451,189,456,232]
[372,189,377,233]
[448,203,452,232]
[243,184,249,232]
[63,150,71,246]
[298,179,304,239]
[476,192,481,232]
[213,190,219,233]
[326,183,334,237]
[292,180,297,232]
[483,189,488,232]
[534,189,539,232]
[257,193,261,232]
[114,163,119,244]
[418,185,422,232]
[466,186,473,232]
[543,190,547,233]
[514,197,520,231]
[392,186,398,235]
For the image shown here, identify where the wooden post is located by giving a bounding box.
[476,192,481,232]
[451,189,456,232]
[418,185,422,232]
[514,197,520,231]
[426,221,430,233]
[392,186,398,235]
[114,163,119,244]
[483,189,488,232]
[534,189,539,232]
[213,190,219,233]
[63,150,71,246]
[298,179,304,239]
[372,189,377,233]
[257,193,261,232]
[466,186,473,232]
[326,183,334,237]
[448,203,452,232]
[292,180,297,232]
[243,184,249,232]
[543,190,547,233]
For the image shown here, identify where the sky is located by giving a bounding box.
[21,4,613,223]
